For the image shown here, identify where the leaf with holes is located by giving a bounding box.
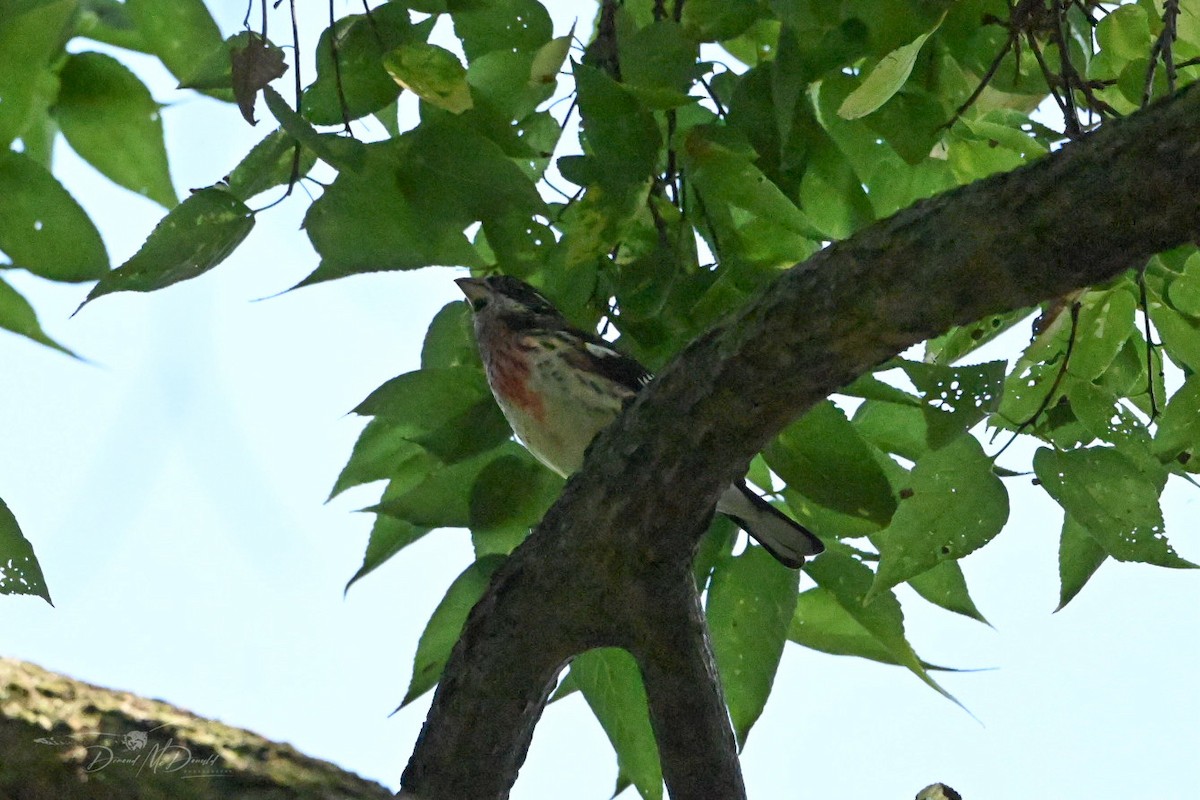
[1034,447,1193,568]
[869,435,1009,601]
[78,187,253,309]
[900,360,1005,449]
[0,497,51,604]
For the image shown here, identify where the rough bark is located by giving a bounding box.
[0,657,393,799]
[400,83,1200,799]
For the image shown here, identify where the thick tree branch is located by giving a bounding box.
[400,84,1200,799]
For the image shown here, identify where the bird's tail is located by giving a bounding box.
[717,481,825,569]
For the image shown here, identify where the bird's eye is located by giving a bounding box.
[470,297,489,312]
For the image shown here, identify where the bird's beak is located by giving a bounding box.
[455,277,488,305]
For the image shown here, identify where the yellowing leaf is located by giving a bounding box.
[838,15,945,120]
[384,42,473,114]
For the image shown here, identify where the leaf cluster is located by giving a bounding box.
[3,0,1200,793]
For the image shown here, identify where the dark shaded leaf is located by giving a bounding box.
[78,187,253,309]
[231,33,287,124]
[0,151,108,282]
[451,0,553,62]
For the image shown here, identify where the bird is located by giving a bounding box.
[455,274,825,568]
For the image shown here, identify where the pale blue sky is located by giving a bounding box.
[1,2,1197,798]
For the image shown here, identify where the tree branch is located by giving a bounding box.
[400,84,1200,799]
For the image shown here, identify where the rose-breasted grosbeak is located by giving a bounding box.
[456,275,825,568]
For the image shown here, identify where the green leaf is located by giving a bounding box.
[619,20,697,96]
[469,453,562,532]
[126,0,223,88]
[1096,3,1151,61]
[421,300,482,370]
[400,555,506,707]
[806,551,960,705]
[373,442,528,529]
[924,309,1031,365]
[706,546,798,747]
[78,187,254,308]
[352,365,511,463]
[262,86,367,173]
[791,587,945,667]
[0,151,108,281]
[0,0,74,147]
[451,0,553,62]
[53,51,177,207]
[574,65,660,189]
[572,648,663,800]
[683,126,821,240]
[906,560,988,624]
[223,128,316,202]
[76,0,150,52]
[298,139,484,284]
[837,14,944,120]
[329,420,440,500]
[765,401,896,527]
[529,31,573,87]
[0,275,75,355]
[383,41,473,114]
[869,436,1009,601]
[1154,374,1200,465]
[1070,286,1137,381]
[0,496,52,603]
[345,512,430,592]
[1055,514,1107,611]
[303,7,433,125]
[900,359,1006,448]
[1034,447,1193,568]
